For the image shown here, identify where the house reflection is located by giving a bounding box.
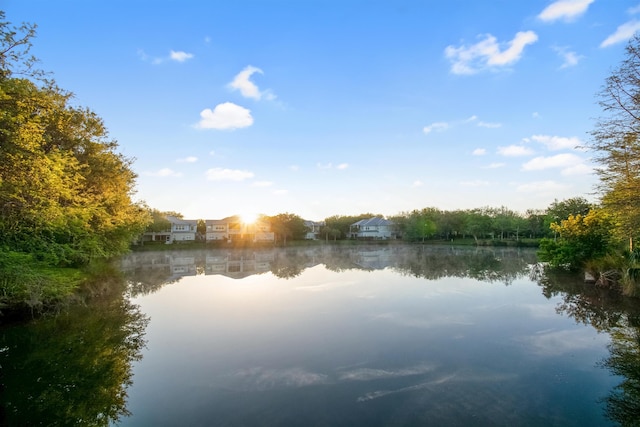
[205,251,275,279]
[123,245,538,290]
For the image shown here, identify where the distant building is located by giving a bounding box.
[349,217,397,240]
[166,215,197,242]
[139,215,197,244]
[205,216,275,243]
[304,220,324,240]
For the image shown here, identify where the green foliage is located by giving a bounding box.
[0,250,84,313]
[398,209,438,242]
[590,35,640,252]
[144,209,172,232]
[322,213,379,240]
[0,15,149,268]
[538,210,614,269]
[268,212,307,244]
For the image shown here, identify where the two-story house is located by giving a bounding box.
[205,216,275,243]
[349,217,397,240]
[166,215,198,242]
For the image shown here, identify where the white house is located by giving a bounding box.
[166,216,197,242]
[205,216,275,243]
[349,217,397,240]
[304,220,324,240]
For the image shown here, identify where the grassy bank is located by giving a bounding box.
[0,251,88,318]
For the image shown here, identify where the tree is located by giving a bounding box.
[399,209,438,242]
[525,209,546,239]
[268,213,306,245]
[0,12,42,80]
[324,213,379,240]
[538,209,614,269]
[0,14,149,265]
[463,208,493,244]
[590,34,640,251]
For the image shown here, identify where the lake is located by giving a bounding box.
[2,245,639,426]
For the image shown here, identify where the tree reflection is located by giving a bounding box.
[601,326,640,425]
[388,246,536,285]
[533,265,640,425]
[0,289,149,425]
[121,245,539,291]
[270,248,314,279]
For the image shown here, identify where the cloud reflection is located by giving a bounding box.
[339,363,436,381]
[231,367,328,390]
[373,312,475,328]
[356,370,518,402]
[516,329,607,356]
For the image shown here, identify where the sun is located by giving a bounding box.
[239,212,259,225]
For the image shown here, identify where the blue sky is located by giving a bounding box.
[4,1,639,220]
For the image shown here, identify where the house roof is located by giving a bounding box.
[351,217,393,227]
[166,215,197,225]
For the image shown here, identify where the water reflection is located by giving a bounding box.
[532,266,640,425]
[0,283,149,426]
[118,246,620,426]
[122,245,538,296]
[3,246,640,425]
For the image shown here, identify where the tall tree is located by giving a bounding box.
[590,34,640,251]
[0,14,148,265]
[268,213,306,245]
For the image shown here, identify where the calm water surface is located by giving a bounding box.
[2,245,639,426]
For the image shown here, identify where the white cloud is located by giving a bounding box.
[477,121,502,128]
[445,31,538,75]
[630,5,640,14]
[143,168,182,177]
[460,180,490,187]
[472,148,486,156]
[532,112,541,118]
[483,162,506,169]
[289,165,300,171]
[252,181,273,187]
[412,180,424,187]
[317,162,349,170]
[205,168,254,181]
[522,153,583,171]
[138,49,194,64]
[538,0,594,23]
[498,145,534,156]
[516,180,570,193]
[176,156,198,163]
[209,150,216,156]
[273,189,288,196]
[601,20,640,48]
[228,65,275,101]
[531,134,581,150]
[561,163,592,175]
[552,46,582,68]
[170,50,194,62]
[197,102,253,130]
[425,116,500,134]
[423,122,449,134]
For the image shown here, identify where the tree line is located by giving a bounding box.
[147,197,591,246]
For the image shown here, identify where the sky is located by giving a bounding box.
[4,0,639,221]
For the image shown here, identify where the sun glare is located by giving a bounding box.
[239,212,258,225]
